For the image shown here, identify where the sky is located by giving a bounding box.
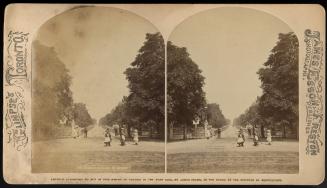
[168,7,293,121]
[35,7,158,120]
[35,6,293,122]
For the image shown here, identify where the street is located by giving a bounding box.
[32,136,165,173]
[167,126,299,173]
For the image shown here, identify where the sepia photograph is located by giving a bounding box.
[167,7,299,173]
[2,4,324,185]
[31,6,165,173]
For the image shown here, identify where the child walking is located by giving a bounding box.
[237,130,245,147]
[104,130,111,147]
[132,129,139,145]
[266,129,272,145]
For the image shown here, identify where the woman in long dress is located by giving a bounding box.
[120,127,126,146]
[133,129,139,145]
[104,130,111,147]
[205,129,211,139]
[266,129,272,145]
[253,132,259,146]
[71,121,79,139]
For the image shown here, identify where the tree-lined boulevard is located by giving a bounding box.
[32,6,299,174]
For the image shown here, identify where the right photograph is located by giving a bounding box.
[167,7,299,173]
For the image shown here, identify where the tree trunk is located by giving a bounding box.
[158,124,165,140]
[183,124,187,140]
[127,125,131,138]
[150,126,153,139]
[283,124,286,139]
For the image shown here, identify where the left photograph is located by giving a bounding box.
[31,6,165,173]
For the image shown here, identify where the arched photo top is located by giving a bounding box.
[168,6,297,42]
[166,6,299,174]
[31,6,165,173]
[32,6,163,122]
[167,6,298,122]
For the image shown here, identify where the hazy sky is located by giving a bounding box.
[36,7,158,120]
[35,6,293,122]
[169,7,292,120]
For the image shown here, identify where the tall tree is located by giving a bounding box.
[206,103,228,128]
[73,103,93,128]
[124,33,165,139]
[32,41,74,140]
[167,41,206,140]
[257,32,299,139]
[235,98,265,137]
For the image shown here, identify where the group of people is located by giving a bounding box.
[72,125,88,139]
[205,128,222,139]
[237,129,272,147]
[104,127,139,147]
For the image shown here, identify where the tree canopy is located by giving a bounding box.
[167,41,206,130]
[32,41,74,140]
[257,32,299,132]
[99,97,128,127]
[206,103,228,128]
[101,33,165,139]
[235,32,299,139]
[73,103,93,128]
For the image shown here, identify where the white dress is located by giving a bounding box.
[104,135,111,142]
[133,133,139,142]
[205,130,211,138]
[237,136,244,143]
[267,133,272,142]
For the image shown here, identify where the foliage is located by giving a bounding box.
[235,32,299,139]
[100,33,165,139]
[100,97,128,127]
[32,41,74,140]
[206,103,228,128]
[257,32,299,138]
[124,33,165,139]
[233,97,264,133]
[73,103,93,128]
[167,41,206,129]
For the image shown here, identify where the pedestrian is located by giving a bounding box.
[132,129,139,145]
[104,131,111,147]
[72,125,79,139]
[247,128,252,136]
[253,132,259,146]
[206,129,211,139]
[237,130,245,147]
[266,129,272,145]
[82,128,87,138]
[120,127,126,146]
[217,128,221,139]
